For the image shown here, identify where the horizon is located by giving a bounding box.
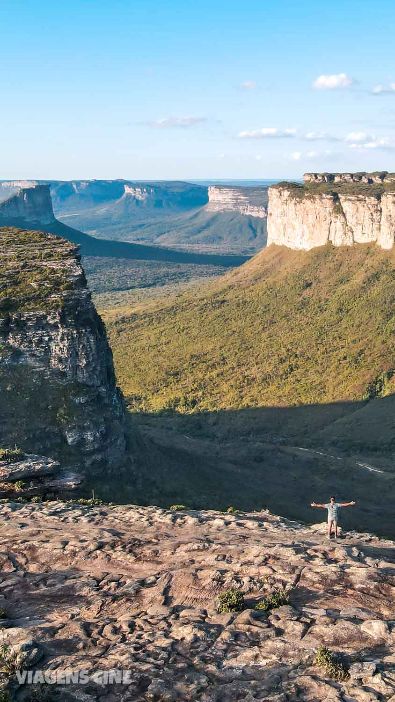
[1,0,395,180]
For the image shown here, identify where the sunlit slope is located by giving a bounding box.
[104,244,395,415]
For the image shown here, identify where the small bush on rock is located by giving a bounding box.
[255,588,289,612]
[169,504,187,511]
[0,448,24,464]
[315,645,349,681]
[14,481,25,492]
[226,506,238,514]
[217,588,245,613]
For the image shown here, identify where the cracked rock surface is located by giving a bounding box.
[0,501,394,701]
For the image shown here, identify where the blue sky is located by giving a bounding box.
[1,0,395,179]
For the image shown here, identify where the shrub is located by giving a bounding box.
[0,610,6,620]
[69,498,103,507]
[226,506,238,514]
[31,496,42,503]
[315,645,349,681]
[0,448,24,464]
[169,504,187,511]
[14,481,25,492]
[255,588,289,612]
[217,588,245,613]
[0,642,19,677]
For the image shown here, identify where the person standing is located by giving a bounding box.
[310,496,356,539]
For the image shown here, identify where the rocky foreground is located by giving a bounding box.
[0,502,394,701]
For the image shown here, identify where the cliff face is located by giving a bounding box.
[268,175,395,250]
[207,185,267,218]
[0,184,55,224]
[0,227,127,472]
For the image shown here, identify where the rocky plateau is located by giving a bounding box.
[0,502,393,701]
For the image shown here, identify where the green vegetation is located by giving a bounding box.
[0,448,24,464]
[14,481,25,492]
[67,497,104,507]
[273,179,395,199]
[315,645,350,681]
[0,610,6,620]
[169,504,187,511]
[104,245,395,414]
[217,588,245,613]
[226,506,239,514]
[0,227,77,314]
[255,588,289,612]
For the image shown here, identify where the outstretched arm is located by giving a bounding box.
[310,502,326,508]
[339,501,356,507]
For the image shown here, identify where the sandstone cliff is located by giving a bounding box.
[0,501,393,701]
[267,174,395,250]
[0,226,127,472]
[207,185,267,218]
[0,184,55,224]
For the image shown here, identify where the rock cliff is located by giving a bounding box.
[0,226,127,473]
[207,185,267,218]
[0,184,55,224]
[0,501,393,701]
[267,174,395,250]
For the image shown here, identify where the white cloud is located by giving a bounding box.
[372,83,395,95]
[238,127,296,139]
[240,80,256,90]
[344,131,371,143]
[313,73,354,90]
[147,116,207,128]
[291,151,302,161]
[304,131,340,141]
[290,149,334,161]
[348,137,394,150]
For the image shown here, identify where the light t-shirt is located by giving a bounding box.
[325,502,340,521]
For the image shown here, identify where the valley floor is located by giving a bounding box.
[0,501,394,701]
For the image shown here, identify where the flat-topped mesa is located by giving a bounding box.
[267,173,395,250]
[304,171,395,184]
[207,185,267,218]
[0,184,55,224]
[0,227,127,473]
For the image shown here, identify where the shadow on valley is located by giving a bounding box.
[86,394,395,539]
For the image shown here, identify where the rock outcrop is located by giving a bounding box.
[207,185,267,218]
[267,174,395,250]
[0,184,55,224]
[0,453,81,498]
[0,501,393,701]
[304,171,395,185]
[0,227,127,473]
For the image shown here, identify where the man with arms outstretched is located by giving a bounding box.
[311,496,356,539]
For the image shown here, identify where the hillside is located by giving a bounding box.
[104,244,395,416]
[0,500,394,701]
[48,179,268,255]
[97,243,395,533]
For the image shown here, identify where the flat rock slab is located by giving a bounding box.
[0,502,394,702]
[0,454,59,481]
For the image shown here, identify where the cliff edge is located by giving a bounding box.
[267,172,395,250]
[0,226,127,472]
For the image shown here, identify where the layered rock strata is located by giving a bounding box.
[207,185,267,218]
[0,227,127,472]
[268,175,395,250]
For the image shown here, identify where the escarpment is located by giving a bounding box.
[0,227,127,473]
[268,173,395,250]
[0,183,55,225]
[207,185,267,218]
